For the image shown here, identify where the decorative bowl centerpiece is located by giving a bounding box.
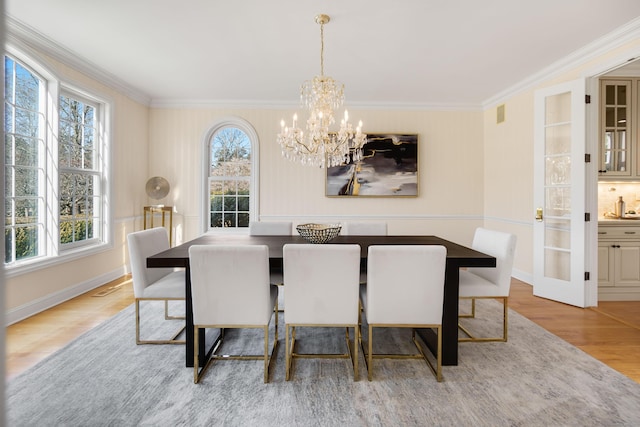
[296,223,342,244]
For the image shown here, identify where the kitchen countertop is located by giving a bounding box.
[599,218,640,225]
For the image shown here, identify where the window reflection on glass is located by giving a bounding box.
[601,81,630,174]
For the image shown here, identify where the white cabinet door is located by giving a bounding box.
[615,242,640,286]
[597,242,614,287]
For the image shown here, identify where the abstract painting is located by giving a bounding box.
[326,133,418,197]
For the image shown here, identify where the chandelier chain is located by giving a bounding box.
[319,21,324,76]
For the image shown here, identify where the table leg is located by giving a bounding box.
[416,264,459,366]
[185,267,194,367]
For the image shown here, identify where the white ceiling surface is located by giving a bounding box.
[7,0,640,108]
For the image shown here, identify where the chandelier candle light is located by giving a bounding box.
[277,14,367,168]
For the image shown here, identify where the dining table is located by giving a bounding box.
[147,233,496,368]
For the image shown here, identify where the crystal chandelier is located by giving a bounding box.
[277,14,367,168]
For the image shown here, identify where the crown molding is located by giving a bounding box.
[5,16,152,106]
[482,16,640,109]
[150,98,483,111]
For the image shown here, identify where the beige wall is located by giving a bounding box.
[149,108,486,245]
[483,91,535,279]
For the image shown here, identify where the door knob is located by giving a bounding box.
[535,207,543,222]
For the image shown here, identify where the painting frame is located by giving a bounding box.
[325,133,418,197]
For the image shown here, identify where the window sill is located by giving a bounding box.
[4,241,113,279]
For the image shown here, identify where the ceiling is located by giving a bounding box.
[7,0,640,108]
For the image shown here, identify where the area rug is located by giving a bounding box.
[7,299,640,426]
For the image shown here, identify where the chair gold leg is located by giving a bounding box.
[164,300,186,320]
[459,297,476,318]
[193,326,217,384]
[285,324,292,381]
[353,326,359,381]
[458,297,508,342]
[136,299,186,345]
[368,324,373,381]
[361,323,443,382]
[274,300,279,343]
[135,300,141,344]
[195,321,276,384]
[286,324,358,381]
[344,327,359,381]
[263,325,269,383]
[503,297,508,341]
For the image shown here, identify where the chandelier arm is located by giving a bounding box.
[297,140,321,155]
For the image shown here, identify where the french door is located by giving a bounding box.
[533,79,587,307]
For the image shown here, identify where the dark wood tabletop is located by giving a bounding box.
[148,234,495,268]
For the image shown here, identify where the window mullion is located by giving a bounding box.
[46,79,59,256]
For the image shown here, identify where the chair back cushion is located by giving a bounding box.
[249,221,292,235]
[343,221,387,236]
[467,228,517,295]
[283,244,361,325]
[189,245,272,326]
[127,228,173,298]
[365,245,446,324]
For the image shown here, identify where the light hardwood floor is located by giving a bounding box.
[5,276,640,383]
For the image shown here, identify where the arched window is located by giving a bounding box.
[204,118,259,232]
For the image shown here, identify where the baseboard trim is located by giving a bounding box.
[597,288,640,301]
[5,267,127,326]
[512,269,532,285]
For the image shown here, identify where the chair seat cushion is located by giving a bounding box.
[141,270,185,299]
[459,270,505,298]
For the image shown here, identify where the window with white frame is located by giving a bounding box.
[4,52,109,268]
[206,120,259,230]
[4,55,44,263]
[58,93,103,248]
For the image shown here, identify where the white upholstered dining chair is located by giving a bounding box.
[249,221,292,236]
[283,243,361,381]
[127,227,186,345]
[189,244,278,383]
[458,227,517,342]
[342,221,387,283]
[342,221,388,236]
[249,220,292,309]
[360,245,447,381]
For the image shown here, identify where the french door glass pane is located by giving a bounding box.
[544,92,572,281]
[544,248,571,281]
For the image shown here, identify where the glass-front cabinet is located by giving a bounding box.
[599,79,638,179]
